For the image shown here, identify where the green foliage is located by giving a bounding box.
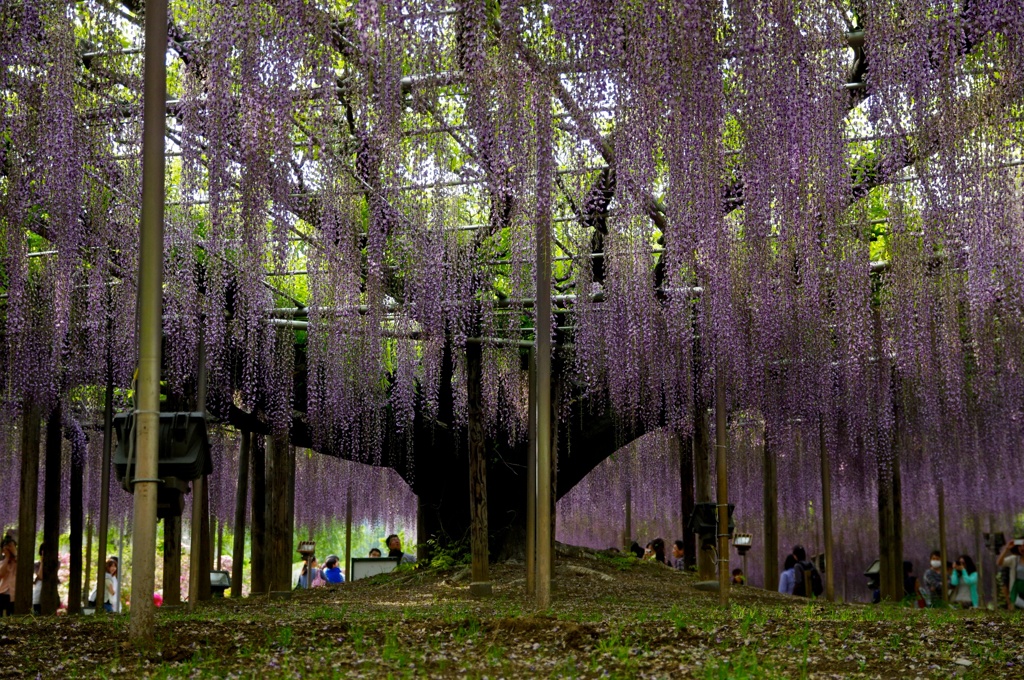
[426,536,471,570]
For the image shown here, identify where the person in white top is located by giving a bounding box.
[998,539,1024,609]
[89,558,120,613]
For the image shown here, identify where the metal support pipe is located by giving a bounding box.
[939,482,949,604]
[714,364,730,606]
[129,0,167,643]
[535,95,554,610]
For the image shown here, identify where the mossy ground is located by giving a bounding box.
[2,550,1021,678]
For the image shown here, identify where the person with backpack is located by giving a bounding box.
[791,545,823,598]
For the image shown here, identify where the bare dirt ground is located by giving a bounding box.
[1,548,1021,678]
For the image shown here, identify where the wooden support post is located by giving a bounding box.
[216,520,223,571]
[872,307,896,601]
[344,480,353,580]
[623,485,632,553]
[679,434,696,569]
[466,342,491,596]
[819,416,835,602]
[15,407,41,616]
[250,435,267,594]
[694,405,715,581]
[714,366,730,606]
[549,378,561,579]
[83,517,93,610]
[762,435,778,591]
[94,380,113,615]
[163,516,181,605]
[68,435,84,615]
[231,431,250,597]
[188,477,205,611]
[891,434,903,602]
[973,514,983,606]
[989,514,998,604]
[416,495,428,563]
[526,348,536,595]
[938,483,948,604]
[40,406,62,616]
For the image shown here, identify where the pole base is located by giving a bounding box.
[469,582,493,597]
[269,591,293,600]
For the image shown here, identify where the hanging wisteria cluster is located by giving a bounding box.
[3,0,1024,572]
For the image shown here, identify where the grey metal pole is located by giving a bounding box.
[715,364,730,606]
[535,94,553,610]
[128,0,167,644]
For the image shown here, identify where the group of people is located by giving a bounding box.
[296,534,416,589]
[0,533,120,615]
[902,551,979,607]
[625,537,748,585]
[778,545,824,597]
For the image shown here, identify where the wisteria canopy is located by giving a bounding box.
[2,0,1024,570]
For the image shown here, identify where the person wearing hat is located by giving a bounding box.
[322,555,344,584]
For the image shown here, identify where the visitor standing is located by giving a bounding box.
[732,569,745,586]
[369,548,382,558]
[998,540,1024,608]
[0,535,16,616]
[791,545,823,597]
[296,557,321,589]
[922,550,944,606]
[779,555,797,595]
[671,540,686,570]
[950,554,979,608]
[322,555,344,584]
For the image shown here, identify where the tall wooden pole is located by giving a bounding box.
[819,415,835,602]
[94,379,113,614]
[623,485,632,553]
[231,431,250,597]
[762,434,778,591]
[188,478,205,610]
[40,406,61,616]
[973,514,983,606]
[129,0,167,644]
[163,516,181,605]
[83,516,93,610]
[14,407,40,615]
[68,432,84,615]
[694,406,714,580]
[679,433,696,568]
[714,365,730,606]
[466,342,491,595]
[250,435,267,594]
[526,347,537,595]
[344,479,353,579]
[534,93,553,610]
[938,482,949,604]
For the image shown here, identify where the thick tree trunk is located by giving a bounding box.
[466,343,490,590]
[266,433,293,592]
[15,407,40,616]
[41,406,62,616]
